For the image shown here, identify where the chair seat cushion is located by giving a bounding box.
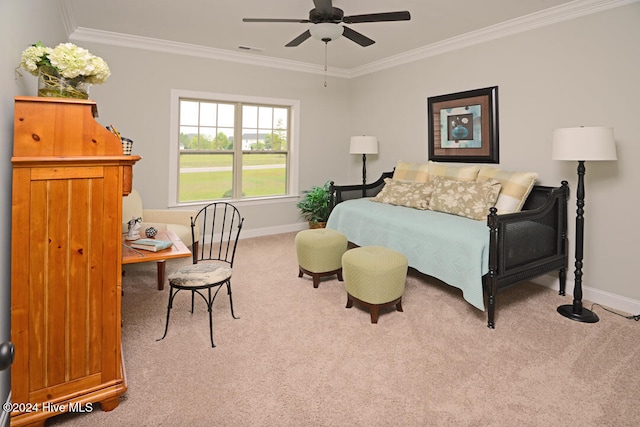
[168,261,232,288]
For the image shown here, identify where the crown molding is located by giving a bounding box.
[61,0,637,79]
[67,27,352,79]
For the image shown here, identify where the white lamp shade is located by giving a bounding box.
[350,135,378,154]
[552,126,617,161]
[310,23,343,41]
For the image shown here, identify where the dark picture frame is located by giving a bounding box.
[428,86,499,163]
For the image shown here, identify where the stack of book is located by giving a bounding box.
[130,238,173,252]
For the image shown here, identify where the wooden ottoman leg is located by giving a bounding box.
[337,269,343,282]
[396,299,403,312]
[369,306,380,324]
[298,267,303,278]
[346,294,354,308]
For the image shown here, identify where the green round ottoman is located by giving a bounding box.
[342,246,408,323]
[295,228,348,288]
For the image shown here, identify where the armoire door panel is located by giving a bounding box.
[44,178,70,388]
[68,178,101,382]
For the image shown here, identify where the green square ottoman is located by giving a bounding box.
[295,229,348,288]
[342,246,408,323]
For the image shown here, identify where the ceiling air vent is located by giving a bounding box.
[238,45,265,52]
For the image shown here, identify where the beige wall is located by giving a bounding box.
[348,4,640,305]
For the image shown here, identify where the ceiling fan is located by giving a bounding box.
[242,0,411,47]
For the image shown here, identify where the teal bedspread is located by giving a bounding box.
[326,198,489,311]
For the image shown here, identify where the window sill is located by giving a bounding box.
[169,194,299,209]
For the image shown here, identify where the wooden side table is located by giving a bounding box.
[122,230,192,290]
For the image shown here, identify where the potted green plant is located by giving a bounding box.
[297,181,331,228]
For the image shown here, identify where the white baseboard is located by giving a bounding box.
[533,275,640,316]
[239,222,307,239]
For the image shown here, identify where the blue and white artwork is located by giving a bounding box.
[440,104,482,148]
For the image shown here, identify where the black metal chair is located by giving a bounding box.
[158,202,244,348]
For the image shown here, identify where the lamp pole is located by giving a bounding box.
[361,153,367,195]
[557,160,599,323]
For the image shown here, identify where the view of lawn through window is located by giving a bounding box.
[178,99,289,202]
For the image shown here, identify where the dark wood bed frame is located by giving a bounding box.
[329,171,570,328]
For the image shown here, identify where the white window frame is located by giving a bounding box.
[169,89,300,208]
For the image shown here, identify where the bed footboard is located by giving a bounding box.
[484,181,569,328]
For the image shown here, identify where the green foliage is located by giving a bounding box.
[179,132,233,150]
[296,181,331,224]
[264,131,287,151]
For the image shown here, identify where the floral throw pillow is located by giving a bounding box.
[428,176,502,220]
[372,178,434,210]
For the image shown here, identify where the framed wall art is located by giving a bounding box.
[427,86,499,163]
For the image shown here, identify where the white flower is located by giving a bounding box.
[18,42,111,84]
[20,44,53,76]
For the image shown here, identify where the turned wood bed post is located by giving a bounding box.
[558,180,570,296]
[329,181,336,211]
[486,207,499,328]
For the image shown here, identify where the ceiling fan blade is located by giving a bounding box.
[285,30,312,47]
[243,18,310,23]
[313,0,334,16]
[343,11,411,24]
[342,26,375,47]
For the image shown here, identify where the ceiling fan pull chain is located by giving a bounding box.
[324,40,328,87]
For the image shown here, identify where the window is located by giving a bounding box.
[169,91,299,206]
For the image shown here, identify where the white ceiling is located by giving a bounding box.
[63,0,626,74]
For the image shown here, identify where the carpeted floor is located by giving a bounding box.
[48,232,640,426]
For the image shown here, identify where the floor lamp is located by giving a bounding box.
[350,136,378,194]
[552,126,617,323]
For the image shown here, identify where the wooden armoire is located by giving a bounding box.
[10,97,140,426]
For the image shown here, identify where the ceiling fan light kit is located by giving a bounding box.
[309,22,343,42]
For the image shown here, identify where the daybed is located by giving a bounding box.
[327,161,569,328]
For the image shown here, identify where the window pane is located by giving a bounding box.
[216,128,234,150]
[242,105,258,128]
[242,129,258,150]
[274,108,288,128]
[242,153,287,197]
[258,106,273,129]
[200,127,217,148]
[179,153,234,202]
[218,103,235,127]
[199,102,217,126]
[265,132,286,151]
[179,126,197,150]
[180,101,199,126]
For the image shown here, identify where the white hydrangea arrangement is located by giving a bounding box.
[19,41,110,85]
